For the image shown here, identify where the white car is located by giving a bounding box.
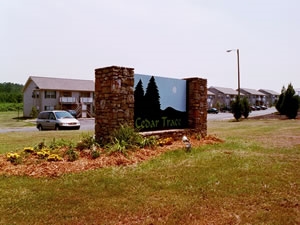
[36,110,80,131]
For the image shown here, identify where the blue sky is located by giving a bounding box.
[1,0,299,92]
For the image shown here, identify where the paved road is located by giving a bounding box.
[0,108,277,133]
[207,107,277,121]
[0,118,95,133]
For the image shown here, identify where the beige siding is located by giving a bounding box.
[23,81,37,117]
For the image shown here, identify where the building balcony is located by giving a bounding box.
[59,97,77,104]
[80,97,93,103]
[59,97,93,104]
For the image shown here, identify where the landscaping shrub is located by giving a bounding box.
[91,149,100,159]
[231,96,242,121]
[76,133,98,150]
[276,83,299,119]
[30,106,38,118]
[241,97,250,118]
[106,124,158,153]
[65,148,78,162]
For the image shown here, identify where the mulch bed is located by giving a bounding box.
[0,135,223,178]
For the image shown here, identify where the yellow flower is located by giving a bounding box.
[6,152,21,164]
[47,154,63,162]
[6,152,20,159]
[37,149,50,159]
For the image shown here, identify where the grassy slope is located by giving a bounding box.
[0,119,299,224]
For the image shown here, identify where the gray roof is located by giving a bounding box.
[207,90,215,96]
[208,86,239,95]
[258,89,280,95]
[240,88,265,95]
[24,76,94,92]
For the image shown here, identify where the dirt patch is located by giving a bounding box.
[0,135,224,178]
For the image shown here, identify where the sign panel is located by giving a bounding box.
[134,74,187,131]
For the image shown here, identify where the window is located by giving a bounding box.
[38,112,49,119]
[49,113,55,120]
[32,91,40,98]
[45,91,56,99]
[44,106,54,110]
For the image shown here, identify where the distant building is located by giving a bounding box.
[207,90,215,108]
[240,88,266,106]
[295,88,300,96]
[208,86,280,109]
[23,76,94,118]
[208,86,240,108]
[258,89,280,106]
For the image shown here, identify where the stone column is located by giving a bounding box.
[186,77,207,137]
[95,66,135,144]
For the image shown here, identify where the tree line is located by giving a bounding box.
[0,82,23,103]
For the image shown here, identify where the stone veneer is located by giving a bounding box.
[95,66,135,144]
[186,77,207,138]
[95,66,207,144]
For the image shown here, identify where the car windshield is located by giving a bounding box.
[55,111,74,119]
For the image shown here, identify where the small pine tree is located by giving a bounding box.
[231,96,242,121]
[276,86,286,114]
[281,83,295,117]
[276,83,299,119]
[286,96,299,119]
[241,97,250,118]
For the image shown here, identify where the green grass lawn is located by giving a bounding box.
[0,119,299,224]
[0,111,35,128]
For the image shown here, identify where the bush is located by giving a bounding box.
[286,96,299,119]
[109,124,143,150]
[231,96,242,121]
[30,106,39,118]
[91,149,100,159]
[65,148,78,162]
[106,124,157,153]
[276,86,286,114]
[76,133,98,150]
[139,136,157,148]
[241,97,250,119]
[276,83,299,119]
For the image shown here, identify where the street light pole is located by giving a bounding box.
[227,49,240,98]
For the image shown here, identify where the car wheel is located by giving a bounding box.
[37,125,43,131]
[55,125,60,130]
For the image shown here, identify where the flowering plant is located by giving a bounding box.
[6,152,21,164]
